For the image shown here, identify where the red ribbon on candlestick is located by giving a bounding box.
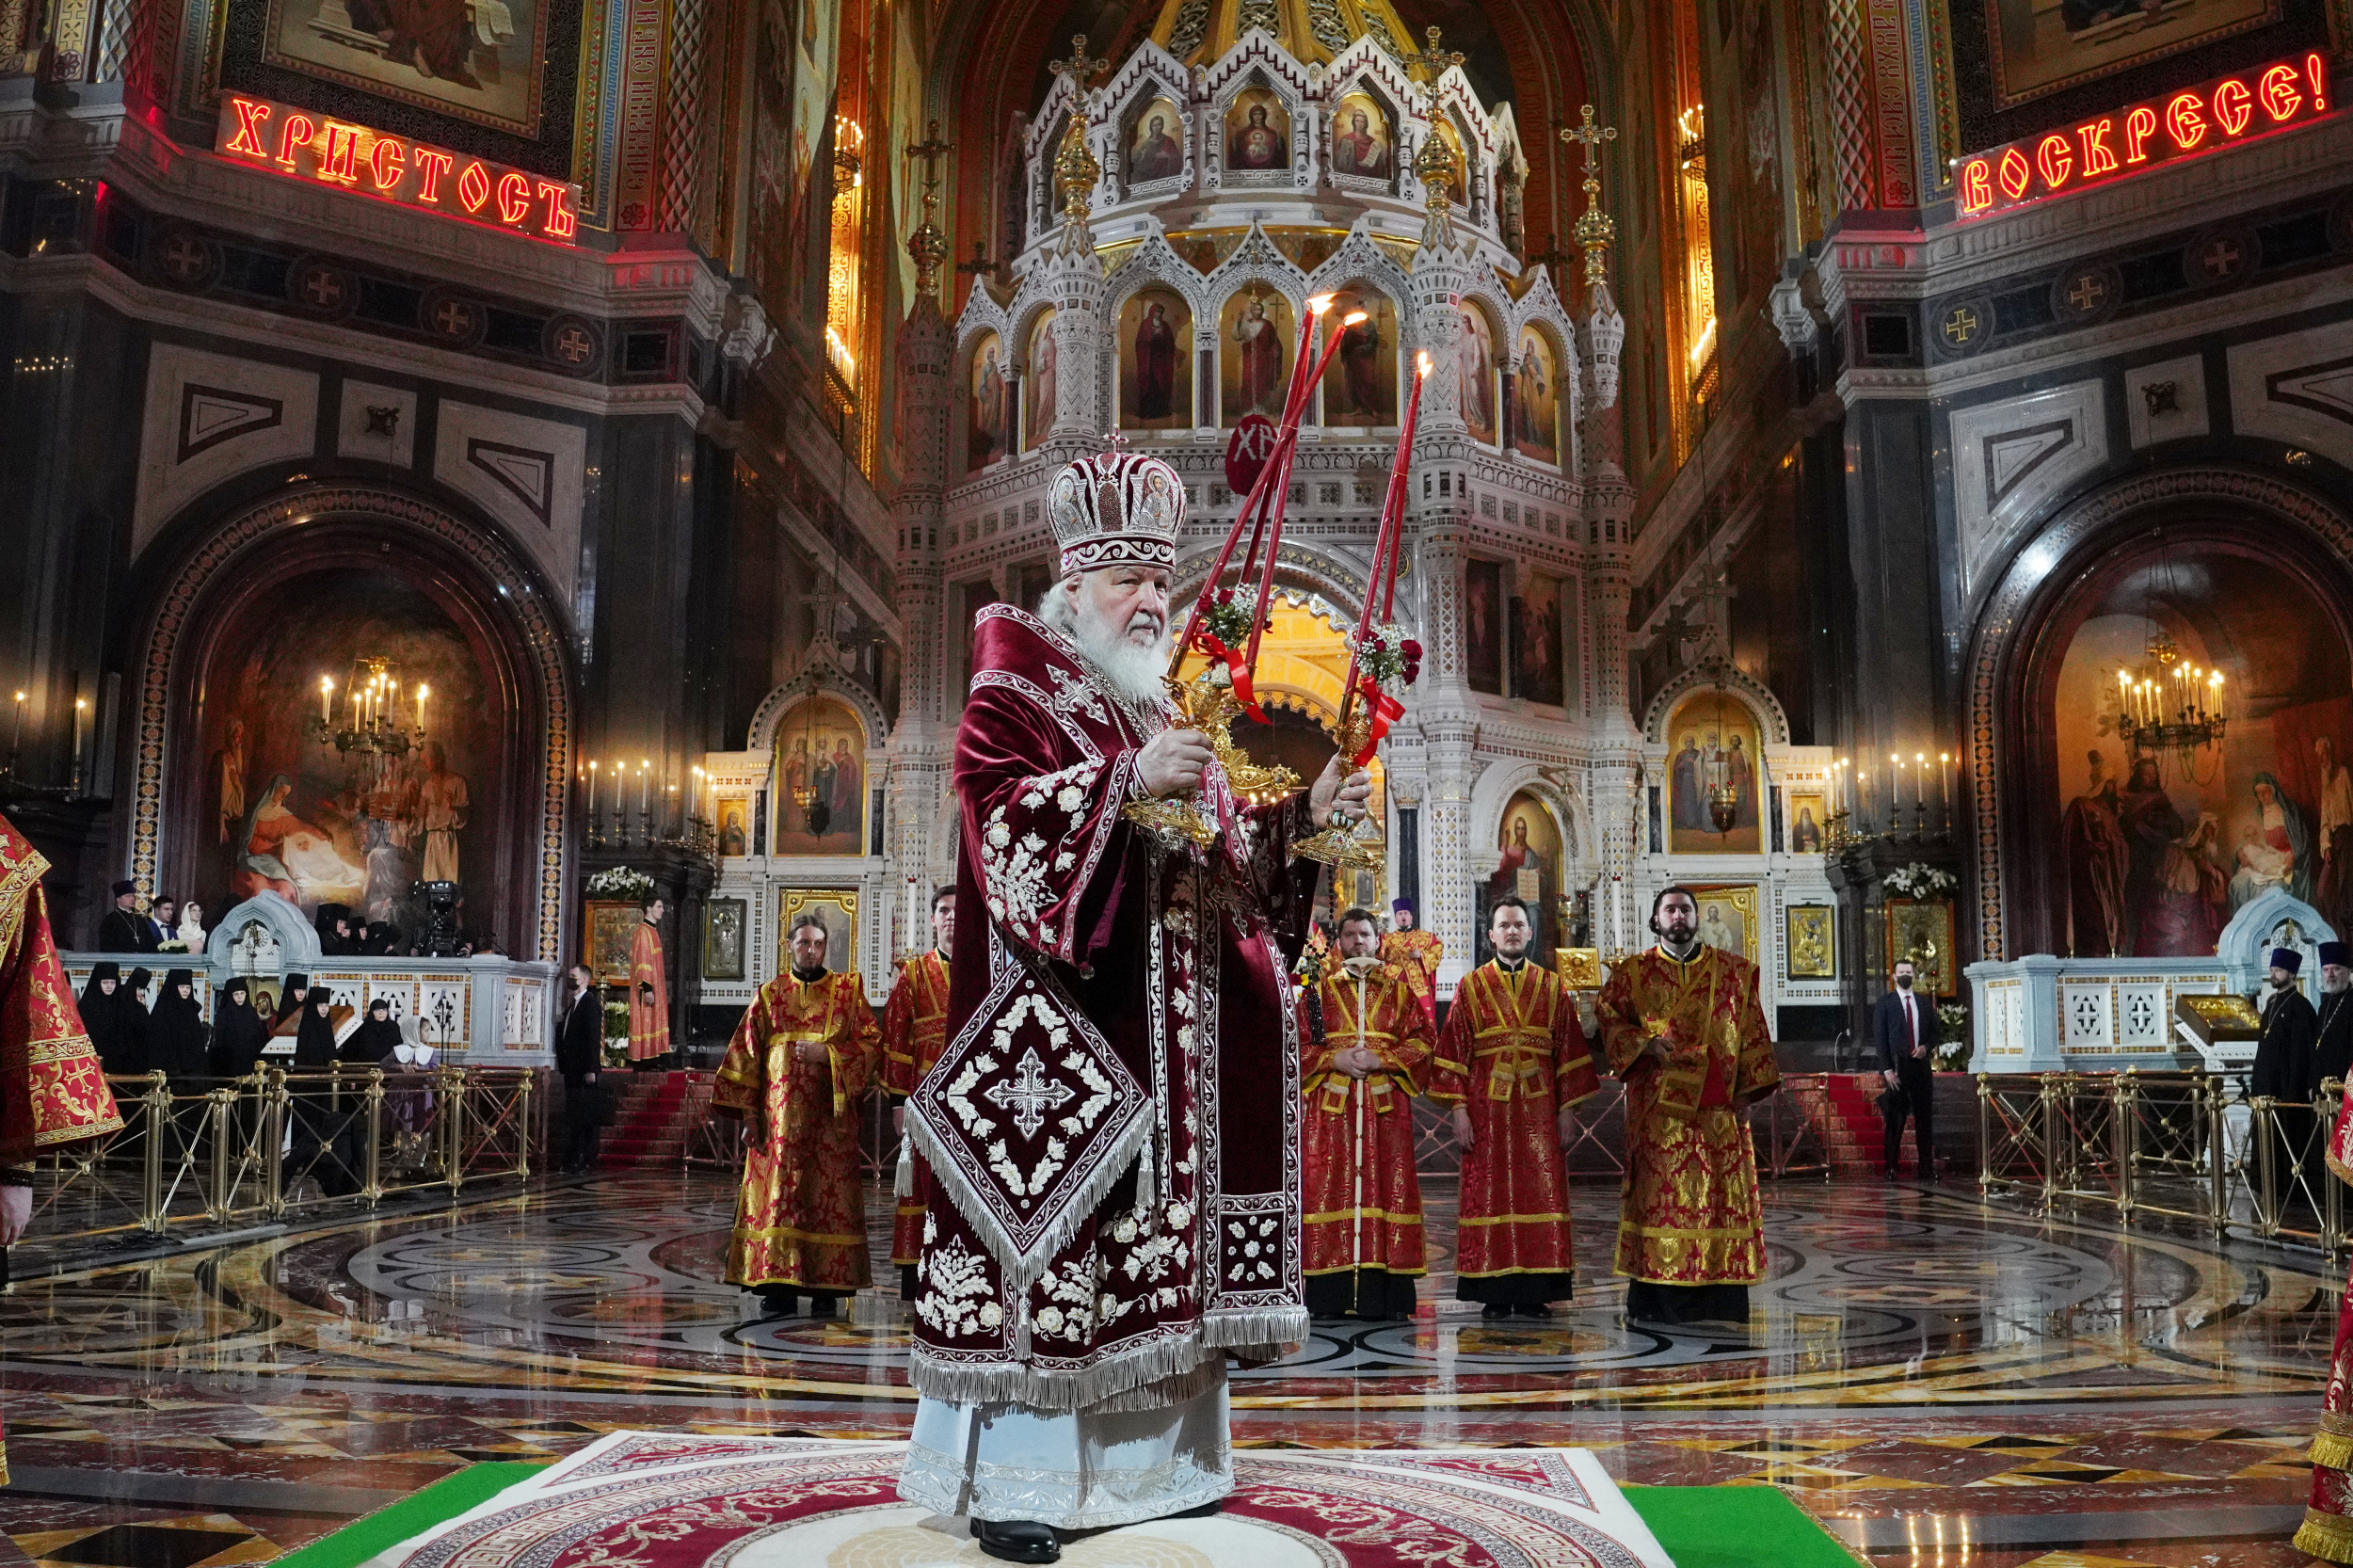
[1351,683,1406,767]
[1194,629,1257,710]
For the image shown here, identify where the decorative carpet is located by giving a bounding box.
[317,1432,1809,1566]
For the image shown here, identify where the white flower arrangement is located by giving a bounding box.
[586,866,656,902]
[1883,862,1957,900]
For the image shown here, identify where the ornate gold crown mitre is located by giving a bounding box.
[1047,448,1185,574]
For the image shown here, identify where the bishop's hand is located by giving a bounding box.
[1310,755,1373,829]
[1138,728,1214,798]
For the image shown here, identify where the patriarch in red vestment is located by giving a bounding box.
[1301,908,1433,1321]
[711,913,882,1318]
[1594,885,1781,1329]
[896,445,1369,1561]
[1431,895,1600,1319]
[883,886,955,1296]
[0,813,125,1483]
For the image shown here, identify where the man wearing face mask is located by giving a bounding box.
[1429,897,1600,1320]
[1301,908,1433,1321]
[1873,959,1940,1180]
[1595,886,1781,1328]
[712,911,881,1320]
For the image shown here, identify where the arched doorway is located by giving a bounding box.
[1972,469,2353,962]
[130,486,574,961]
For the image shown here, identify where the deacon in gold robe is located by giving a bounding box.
[881,887,954,1299]
[1378,897,1442,1023]
[0,813,125,1483]
[1302,907,1434,1320]
[628,894,671,1064]
[712,911,882,1317]
[1595,885,1781,1329]
[1430,895,1601,1320]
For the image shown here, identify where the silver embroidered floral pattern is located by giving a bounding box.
[918,1237,996,1337]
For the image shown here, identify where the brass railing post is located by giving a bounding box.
[364,1070,384,1203]
[2040,1074,2059,1207]
[2208,1075,2228,1238]
[515,1072,533,1179]
[2114,1071,2136,1224]
[140,1071,168,1234]
[444,1066,468,1193]
[2325,1087,2345,1255]
[207,1086,233,1219]
[1977,1075,1991,1192]
[2253,1094,2279,1238]
[264,1068,288,1218]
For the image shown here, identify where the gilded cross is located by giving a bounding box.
[2201,237,2240,276]
[302,270,344,308]
[984,1046,1076,1140]
[2066,274,2105,312]
[1408,24,1465,77]
[1102,429,1130,454]
[1049,33,1112,99]
[1561,104,1616,174]
[1942,305,1979,344]
[904,120,953,221]
[1561,104,1618,288]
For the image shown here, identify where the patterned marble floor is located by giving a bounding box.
[0,1170,2340,1566]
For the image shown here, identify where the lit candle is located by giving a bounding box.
[1859,768,1870,830]
[320,676,333,723]
[587,759,599,820]
[639,759,650,817]
[1939,751,1952,826]
[416,683,429,734]
[9,689,23,758]
[1913,752,1926,810]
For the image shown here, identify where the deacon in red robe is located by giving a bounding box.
[711,913,882,1317]
[1302,908,1433,1321]
[1378,896,1441,1023]
[628,896,670,1064]
[0,813,125,1483]
[1430,895,1600,1319]
[898,445,1368,1558]
[882,886,955,1297]
[1595,885,1781,1328]
[2301,1048,2353,1561]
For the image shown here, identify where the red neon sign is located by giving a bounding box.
[1958,53,2331,219]
[214,94,580,246]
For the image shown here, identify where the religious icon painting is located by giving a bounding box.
[1482,791,1562,959]
[1126,96,1187,187]
[1787,791,1826,855]
[1462,558,1504,695]
[1512,572,1565,708]
[777,888,857,976]
[584,901,639,986]
[264,0,550,136]
[1329,92,1395,181]
[1686,883,1760,965]
[968,331,1007,470]
[771,696,867,856]
[1513,327,1561,466]
[1224,87,1291,172]
[1119,288,1193,431]
[1023,310,1060,451]
[1221,287,1294,425]
[1785,904,1835,980]
[715,797,750,857]
[1458,301,1499,446]
[1320,286,1396,427]
[1884,899,1956,997]
[1667,690,1763,854]
[1984,0,2277,109]
[703,897,747,982]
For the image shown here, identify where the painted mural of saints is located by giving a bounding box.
[1332,103,1390,177]
[1232,298,1285,414]
[1129,106,1183,182]
[1133,300,1178,419]
[1228,103,1288,169]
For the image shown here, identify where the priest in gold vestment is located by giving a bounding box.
[1378,897,1441,1022]
[1595,885,1781,1327]
[628,895,671,1064]
[882,887,954,1298]
[712,911,882,1317]
[1431,896,1601,1319]
[1302,907,1433,1320]
[0,813,125,1482]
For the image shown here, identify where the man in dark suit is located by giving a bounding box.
[555,964,604,1173]
[96,881,159,952]
[1874,958,1939,1180]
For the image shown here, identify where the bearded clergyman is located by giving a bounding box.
[897,446,1369,1562]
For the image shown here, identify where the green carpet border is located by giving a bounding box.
[1625,1484,1867,1568]
[273,1462,546,1568]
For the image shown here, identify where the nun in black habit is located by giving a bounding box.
[77,963,136,1075]
[148,970,211,1080]
[208,978,271,1078]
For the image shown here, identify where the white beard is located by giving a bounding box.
[1045,578,1171,712]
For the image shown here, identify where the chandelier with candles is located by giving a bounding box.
[309,658,428,761]
[2117,632,2226,773]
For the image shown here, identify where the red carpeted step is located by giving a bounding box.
[598,1070,697,1169]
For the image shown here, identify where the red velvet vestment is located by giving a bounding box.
[1594,945,1780,1288]
[713,969,881,1292]
[0,814,124,1483]
[1430,961,1601,1288]
[1302,961,1432,1280]
[905,604,1318,1411]
[881,949,951,1268]
[2300,1082,2353,1561]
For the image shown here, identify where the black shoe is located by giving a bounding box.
[973,1518,1061,1563]
[1513,1304,1554,1320]
[1883,1167,1899,1181]
[758,1288,799,1318]
[1166,1498,1220,1519]
[1480,1303,1512,1320]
